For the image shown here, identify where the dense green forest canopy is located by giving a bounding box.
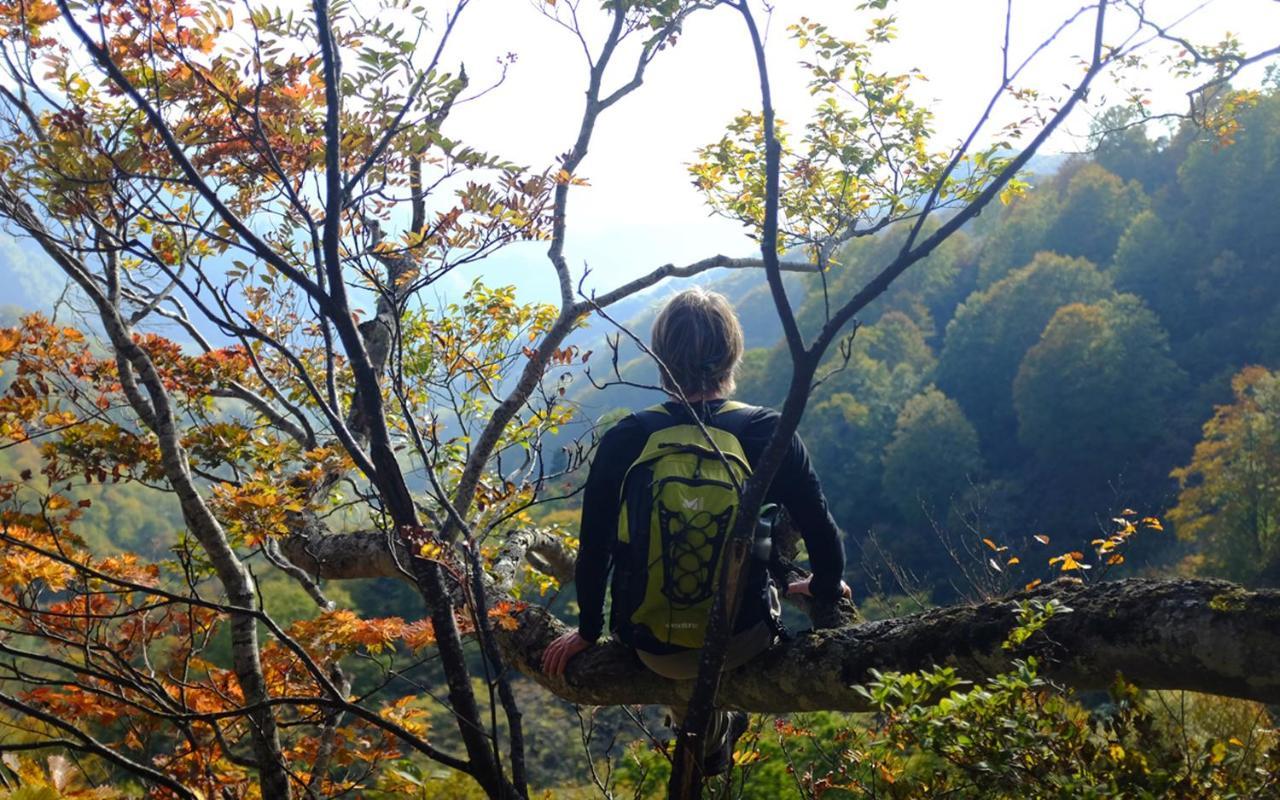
[692,88,1280,599]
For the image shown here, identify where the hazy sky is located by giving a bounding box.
[426,0,1280,304]
[2,0,1277,313]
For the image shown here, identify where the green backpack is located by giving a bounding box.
[614,402,774,652]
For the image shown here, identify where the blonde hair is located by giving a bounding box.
[650,288,744,399]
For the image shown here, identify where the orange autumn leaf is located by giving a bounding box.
[403,619,437,651]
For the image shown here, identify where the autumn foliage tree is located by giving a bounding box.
[0,1,1277,799]
[1170,366,1280,583]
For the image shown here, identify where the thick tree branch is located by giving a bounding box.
[489,529,576,595]
[501,578,1280,712]
[279,523,413,583]
[272,535,1280,712]
[279,522,575,593]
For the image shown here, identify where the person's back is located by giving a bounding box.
[542,288,849,774]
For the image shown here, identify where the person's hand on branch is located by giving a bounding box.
[787,576,852,600]
[542,630,593,677]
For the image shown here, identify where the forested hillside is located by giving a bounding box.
[642,88,1280,601]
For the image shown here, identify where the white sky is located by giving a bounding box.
[419,0,1280,304]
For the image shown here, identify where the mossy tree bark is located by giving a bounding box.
[494,578,1280,712]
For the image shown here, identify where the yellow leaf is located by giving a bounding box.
[1059,554,1085,571]
[1212,741,1228,764]
[1006,557,1020,566]
[733,749,762,767]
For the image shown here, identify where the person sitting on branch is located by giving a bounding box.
[543,287,851,774]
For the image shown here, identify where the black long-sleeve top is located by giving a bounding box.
[574,399,846,642]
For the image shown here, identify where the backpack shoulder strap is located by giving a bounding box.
[631,403,675,432]
[640,399,757,433]
[706,400,761,440]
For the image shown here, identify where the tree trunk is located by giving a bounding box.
[498,578,1280,712]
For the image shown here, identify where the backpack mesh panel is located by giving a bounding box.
[657,502,732,607]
